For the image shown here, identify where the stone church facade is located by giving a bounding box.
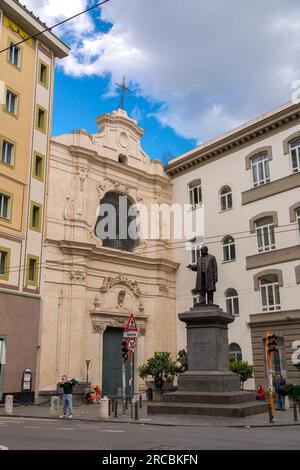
[38,109,178,394]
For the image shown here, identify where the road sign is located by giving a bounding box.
[123,331,138,338]
[127,338,136,352]
[125,314,138,333]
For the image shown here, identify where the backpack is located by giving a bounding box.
[278,384,289,396]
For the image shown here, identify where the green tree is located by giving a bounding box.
[138,352,181,391]
[229,355,254,390]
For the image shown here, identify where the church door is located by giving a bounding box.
[102,327,133,397]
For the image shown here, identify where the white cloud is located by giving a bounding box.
[25,0,300,143]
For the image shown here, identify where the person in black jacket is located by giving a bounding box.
[58,375,77,418]
[275,374,286,411]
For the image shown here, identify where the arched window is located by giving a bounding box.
[251,153,270,187]
[220,186,233,212]
[259,274,281,312]
[188,180,202,210]
[95,192,139,252]
[225,289,239,315]
[229,343,242,362]
[255,216,276,253]
[290,138,300,174]
[223,236,236,262]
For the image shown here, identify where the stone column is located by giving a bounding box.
[91,324,106,388]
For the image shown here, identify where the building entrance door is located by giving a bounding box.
[102,327,134,397]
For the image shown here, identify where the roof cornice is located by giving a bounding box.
[165,102,300,178]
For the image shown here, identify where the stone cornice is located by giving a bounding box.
[47,239,179,273]
[52,143,170,187]
[165,102,300,177]
[249,309,300,327]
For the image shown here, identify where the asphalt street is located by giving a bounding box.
[0,416,300,450]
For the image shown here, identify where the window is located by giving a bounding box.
[297,208,300,236]
[5,89,18,115]
[95,192,139,252]
[36,106,47,133]
[26,256,39,286]
[190,238,203,265]
[220,186,232,211]
[229,343,242,362]
[251,153,270,187]
[30,202,42,232]
[8,42,21,68]
[223,236,236,262]
[255,216,276,253]
[189,180,202,209]
[33,153,44,180]
[0,193,11,220]
[260,274,281,312]
[39,61,49,87]
[225,289,239,315]
[290,138,300,174]
[1,139,14,166]
[0,248,10,281]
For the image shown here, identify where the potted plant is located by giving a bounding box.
[138,352,181,401]
[229,354,254,390]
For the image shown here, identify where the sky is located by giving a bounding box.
[25,0,300,163]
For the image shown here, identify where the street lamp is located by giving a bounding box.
[86,359,91,384]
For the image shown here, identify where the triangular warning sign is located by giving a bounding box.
[125,314,138,332]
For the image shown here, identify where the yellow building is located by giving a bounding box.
[0,0,69,400]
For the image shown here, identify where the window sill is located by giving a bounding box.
[219,208,233,214]
[222,259,236,264]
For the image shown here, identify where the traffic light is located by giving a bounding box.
[122,340,129,362]
[267,333,278,353]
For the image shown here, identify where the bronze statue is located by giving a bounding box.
[187,246,218,305]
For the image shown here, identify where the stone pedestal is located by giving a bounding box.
[148,305,268,418]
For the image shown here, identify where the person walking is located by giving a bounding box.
[58,375,77,419]
[275,374,287,411]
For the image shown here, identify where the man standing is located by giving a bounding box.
[58,375,77,419]
[188,245,218,305]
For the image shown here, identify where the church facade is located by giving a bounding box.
[37,109,178,394]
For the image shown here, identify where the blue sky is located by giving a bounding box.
[52,70,197,164]
[27,0,300,164]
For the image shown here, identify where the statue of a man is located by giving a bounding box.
[187,246,218,305]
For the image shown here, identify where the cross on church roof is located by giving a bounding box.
[115,76,131,110]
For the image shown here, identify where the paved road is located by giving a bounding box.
[0,417,300,450]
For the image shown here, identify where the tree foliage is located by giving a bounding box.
[229,355,254,389]
[138,352,181,391]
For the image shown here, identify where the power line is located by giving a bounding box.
[0,0,110,54]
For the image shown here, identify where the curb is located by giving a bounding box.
[1,413,300,428]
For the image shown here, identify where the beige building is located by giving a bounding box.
[166,101,300,390]
[0,0,69,400]
[38,108,177,395]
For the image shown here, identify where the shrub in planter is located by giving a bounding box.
[229,355,254,390]
[138,352,181,396]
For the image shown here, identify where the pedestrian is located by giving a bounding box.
[256,384,266,401]
[58,375,77,419]
[274,374,287,411]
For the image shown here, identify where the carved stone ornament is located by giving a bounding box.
[70,271,86,283]
[100,274,142,298]
[94,296,101,310]
[159,284,169,295]
[93,323,106,335]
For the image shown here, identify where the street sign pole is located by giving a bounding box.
[122,362,126,415]
[266,331,275,422]
[131,351,134,397]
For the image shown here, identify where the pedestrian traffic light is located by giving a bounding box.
[122,340,129,362]
[267,333,278,353]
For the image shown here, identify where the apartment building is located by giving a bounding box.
[166,101,300,389]
[0,0,69,400]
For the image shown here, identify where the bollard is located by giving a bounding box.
[134,401,139,421]
[293,402,298,422]
[122,398,126,416]
[268,404,274,424]
[111,399,115,413]
[99,397,109,420]
[114,400,118,418]
[130,398,133,419]
[50,396,60,418]
[139,394,142,409]
[125,397,128,411]
[5,395,13,416]
[108,399,111,417]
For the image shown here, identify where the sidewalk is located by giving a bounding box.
[1,401,299,428]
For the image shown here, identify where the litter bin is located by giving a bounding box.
[291,385,300,402]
